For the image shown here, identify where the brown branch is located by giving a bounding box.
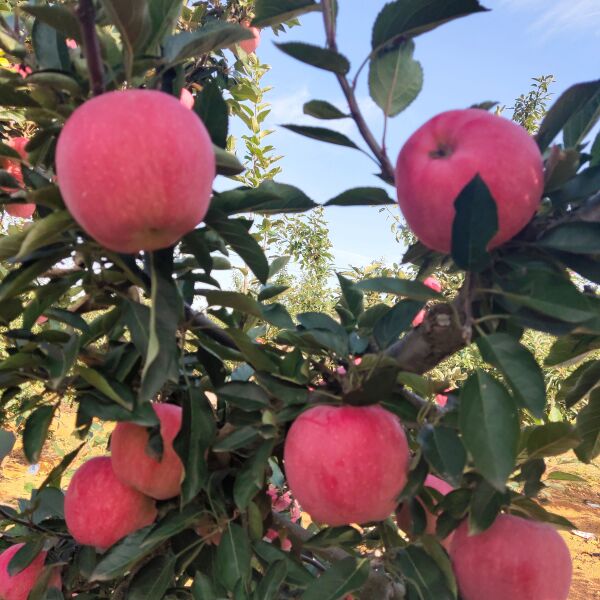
[321,0,395,182]
[77,0,104,96]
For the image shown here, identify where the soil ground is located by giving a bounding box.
[0,408,598,599]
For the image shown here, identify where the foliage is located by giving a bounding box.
[0,0,598,598]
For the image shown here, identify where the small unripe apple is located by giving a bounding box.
[284,404,409,525]
[64,456,158,551]
[395,109,544,253]
[110,403,184,500]
[0,544,61,600]
[55,89,216,253]
[396,474,453,545]
[239,20,260,54]
[450,514,572,600]
[1,137,36,219]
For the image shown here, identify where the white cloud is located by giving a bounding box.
[498,0,600,38]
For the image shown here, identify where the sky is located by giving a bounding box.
[224,0,600,273]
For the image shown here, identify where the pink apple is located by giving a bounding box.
[239,20,260,54]
[110,403,184,500]
[1,137,36,219]
[0,544,61,600]
[55,89,216,253]
[435,393,448,407]
[412,276,442,326]
[284,404,409,525]
[450,514,572,600]
[180,88,195,110]
[396,474,454,546]
[35,315,48,325]
[395,109,544,253]
[66,39,78,49]
[64,456,157,551]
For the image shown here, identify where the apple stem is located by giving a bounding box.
[77,0,105,96]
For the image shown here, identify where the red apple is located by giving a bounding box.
[0,544,61,600]
[435,393,448,407]
[110,403,184,500]
[239,20,260,54]
[450,514,572,600]
[180,88,195,110]
[412,276,442,326]
[395,109,544,253]
[284,404,409,525]
[64,456,157,551]
[396,474,453,546]
[55,89,216,253]
[1,137,36,219]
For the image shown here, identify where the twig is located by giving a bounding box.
[321,0,395,182]
[77,0,104,96]
[0,506,71,539]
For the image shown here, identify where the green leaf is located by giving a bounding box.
[139,249,183,402]
[90,527,154,581]
[355,277,441,301]
[206,218,269,284]
[148,0,182,48]
[195,82,229,148]
[276,42,350,74]
[127,554,176,600]
[394,546,454,600]
[173,388,216,505]
[337,273,364,319]
[549,165,600,207]
[418,425,466,487]
[214,145,245,176]
[23,405,54,464]
[304,100,348,120]
[537,222,600,254]
[216,523,252,591]
[374,300,423,349]
[21,5,83,42]
[32,19,69,71]
[451,175,498,271]
[574,388,600,462]
[304,527,362,550]
[191,572,217,600]
[282,125,360,150]
[254,540,314,586]
[369,41,423,117]
[564,85,600,148]
[546,471,587,482]
[372,0,488,50]
[211,181,317,215]
[142,505,204,548]
[0,84,40,108]
[99,0,152,76]
[77,367,134,410]
[255,560,288,600]
[253,0,321,27]
[165,22,253,64]
[469,479,509,534]
[0,429,15,463]
[525,422,581,459]
[301,557,370,600]
[15,211,74,261]
[545,334,600,367]
[537,79,600,152]
[556,359,600,408]
[325,187,395,207]
[212,425,261,452]
[8,540,44,576]
[459,370,519,490]
[477,333,546,418]
[233,439,274,509]
[217,382,270,411]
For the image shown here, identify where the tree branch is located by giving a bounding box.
[321,0,395,182]
[77,0,104,96]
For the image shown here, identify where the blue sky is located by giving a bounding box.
[225,0,600,272]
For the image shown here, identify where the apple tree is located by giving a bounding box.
[0,0,599,599]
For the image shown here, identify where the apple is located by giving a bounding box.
[284,404,409,525]
[239,20,260,54]
[55,89,216,253]
[1,137,36,219]
[396,474,453,546]
[0,544,61,600]
[180,88,195,110]
[110,403,184,500]
[412,276,442,326]
[64,456,158,551]
[395,109,544,253]
[450,514,572,600]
